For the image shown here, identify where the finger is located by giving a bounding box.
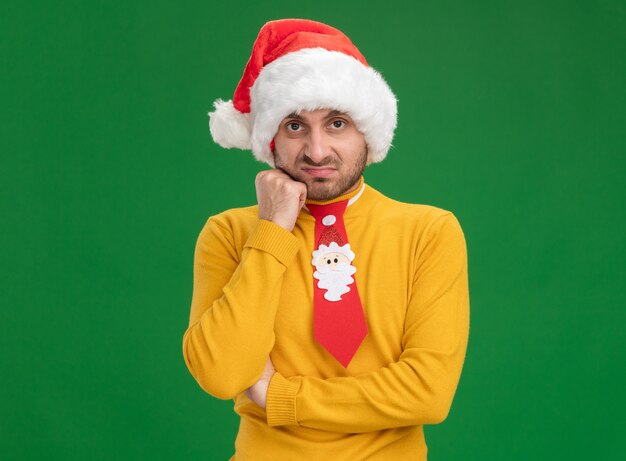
[273,166,292,180]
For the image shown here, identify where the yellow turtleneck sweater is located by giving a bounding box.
[182,176,470,460]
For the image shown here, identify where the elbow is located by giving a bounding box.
[421,386,457,424]
[182,329,268,400]
[424,398,452,424]
[199,379,242,401]
[415,354,466,425]
[182,332,246,400]
[183,350,243,400]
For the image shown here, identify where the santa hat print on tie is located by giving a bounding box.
[307,182,368,368]
[208,18,397,167]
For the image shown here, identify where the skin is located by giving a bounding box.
[255,108,368,232]
[245,108,369,408]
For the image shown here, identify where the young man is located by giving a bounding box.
[182,18,470,460]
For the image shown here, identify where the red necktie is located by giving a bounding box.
[307,199,368,368]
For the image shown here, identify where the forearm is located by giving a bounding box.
[183,248,285,399]
[266,332,468,432]
[182,218,300,400]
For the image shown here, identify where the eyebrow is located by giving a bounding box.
[285,110,345,121]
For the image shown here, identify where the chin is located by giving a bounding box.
[306,181,340,201]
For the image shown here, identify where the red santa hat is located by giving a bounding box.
[311,225,356,266]
[208,18,398,167]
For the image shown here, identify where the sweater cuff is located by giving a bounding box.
[266,372,301,427]
[244,219,301,267]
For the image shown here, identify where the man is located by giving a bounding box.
[182,18,470,460]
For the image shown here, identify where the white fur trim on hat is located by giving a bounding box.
[208,99,252,150]
[250,48,397,167]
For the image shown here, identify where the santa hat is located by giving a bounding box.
[311,224,357,267]
[208,18,398,167]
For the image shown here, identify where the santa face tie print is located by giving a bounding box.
[312,242,357,301]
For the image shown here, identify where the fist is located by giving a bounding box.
[255,169,307,232]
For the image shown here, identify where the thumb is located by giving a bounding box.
[298,186,307,210]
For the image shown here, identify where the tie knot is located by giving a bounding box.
[307,199,349,223]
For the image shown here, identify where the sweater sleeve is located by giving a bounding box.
[265,212,470,432]
[182,216,301,400]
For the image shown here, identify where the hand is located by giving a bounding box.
[255,169,307,232]
[244,356,276,409]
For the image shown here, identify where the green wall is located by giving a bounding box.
[2,1,623,459]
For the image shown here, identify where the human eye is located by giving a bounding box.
[330,119,347,129]
[285,121,303,132]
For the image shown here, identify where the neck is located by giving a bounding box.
[305,176,365,207]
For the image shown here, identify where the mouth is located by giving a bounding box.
[302,168,336,178]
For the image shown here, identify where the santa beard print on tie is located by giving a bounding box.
[312,242,357,301]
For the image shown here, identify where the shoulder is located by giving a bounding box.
[366,184,460,230]
[363,185,467,258]
[199,204,260,246]
[206,204,258,229]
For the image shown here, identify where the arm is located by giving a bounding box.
[265,212,470,432]
[183,170,306,401]
[182,216,300,400]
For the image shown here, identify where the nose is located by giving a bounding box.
[305,127,332,163]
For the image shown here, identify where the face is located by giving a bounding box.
[272,108,368,201]
[315,252,350,270]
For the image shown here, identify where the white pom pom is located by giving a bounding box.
[208,99,252,149]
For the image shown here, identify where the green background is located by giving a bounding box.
[2,1,624,459]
